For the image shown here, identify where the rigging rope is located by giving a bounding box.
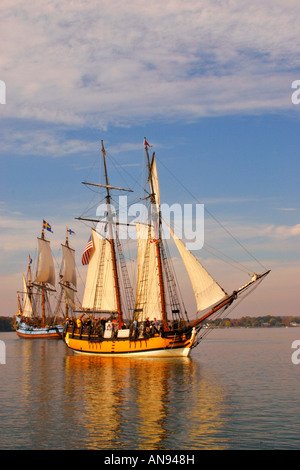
[156,155,268,272]
[195,275,265,342]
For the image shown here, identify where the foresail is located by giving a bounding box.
[61,244,77,288]
[82,229,118,312]
[134,223,162,322]
[22,274,33,317]
[35,237,56,286]
[168,226,227,312]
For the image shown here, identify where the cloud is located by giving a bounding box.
[1,0,300,128]
[264,223,300,238]
[0,127,98,157]
[277,207,299,212]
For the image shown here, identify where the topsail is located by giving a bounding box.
[61,244,77,288]
[60,242,77,304]
[35,237,56,286]
[149,154,160,211]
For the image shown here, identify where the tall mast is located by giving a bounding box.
[101,140,123,326]
[144,140,168,330]
[65,227,69,317]
[28,255,32,288]
[27,254,33,307]
[41,227,46,327]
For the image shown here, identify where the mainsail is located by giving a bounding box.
[22,274,33,317]
[35,237,56,286]
[134,223,162,322]
[82,229,118,312]
[168,226,227,312]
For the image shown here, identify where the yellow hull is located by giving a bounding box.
[64,328,197,357]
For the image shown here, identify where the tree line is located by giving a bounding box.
[207,315,300,328]
[0,317,14,331]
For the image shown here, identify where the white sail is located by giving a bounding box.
[61,244,77,288]
[149,154,160,209]
[168,226,227,312]
[22,274,33,317]
[82,229,118,312]
[35,237,56,286]
[134,223,162,322]
[60,243,77,306]
[62,284,76,307]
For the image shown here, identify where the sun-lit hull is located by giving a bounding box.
[64,327,197,357]
[16,328,63,339]
[15,319,63,339]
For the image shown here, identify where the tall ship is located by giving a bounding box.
[63,139,270,356]
[14,224,77,339]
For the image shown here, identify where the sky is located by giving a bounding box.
[1,0,300,318]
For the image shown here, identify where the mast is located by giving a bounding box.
[27,254,33,310]
[28,255,32,290]
[144,139,168,331]
[64,228,70,317]
[41,227,46,327]
[101,140,123,327]
[34,221,56,326]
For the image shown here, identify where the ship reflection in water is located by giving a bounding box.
[4,329,300,450]
[1,335,231,450]
[63,354,230,450]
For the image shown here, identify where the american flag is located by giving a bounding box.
[82,235,93,265]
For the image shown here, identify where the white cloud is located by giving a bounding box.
[0,128,98,157]
[1,0,300,128]
[263,223,300,238]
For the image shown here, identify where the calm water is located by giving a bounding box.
[1,328,300,450]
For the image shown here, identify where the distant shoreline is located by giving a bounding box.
[0,316,14,332]
[207,315,300,329]
[1,315,300,332]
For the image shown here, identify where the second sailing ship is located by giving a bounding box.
[14,224,77,339]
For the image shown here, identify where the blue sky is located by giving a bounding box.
[1,0,300,317]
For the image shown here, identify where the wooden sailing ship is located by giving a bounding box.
[14,222,71,339]
[63,139,270,356]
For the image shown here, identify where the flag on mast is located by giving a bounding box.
[43,220,53,233]
[82,235,93,265]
